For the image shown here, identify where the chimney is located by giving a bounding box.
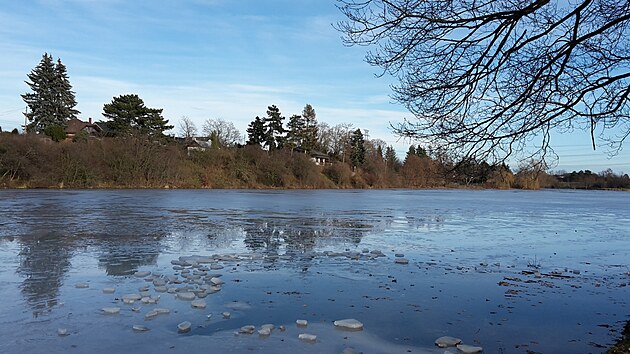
[88,117,92,124]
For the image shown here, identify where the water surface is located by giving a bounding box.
[0,189,628,353]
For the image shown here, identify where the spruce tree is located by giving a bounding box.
[415,145,428,158]
[404,145,416,164]
[264,105,285,150]
[246,116,266,146]
[53,59,80,121]
[385,146,399,170]
[350,129,366,168]
[286,114,305,149]
[301,104,318,151]
[22,53,80,133]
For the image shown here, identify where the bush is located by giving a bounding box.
[323,163,353,187]
[290,153,320,187]
[43,125,67,142]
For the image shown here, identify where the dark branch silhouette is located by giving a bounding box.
[337,0,630,162]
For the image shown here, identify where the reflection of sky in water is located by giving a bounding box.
[0,189,628,353]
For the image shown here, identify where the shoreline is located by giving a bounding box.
[2,185,629,192]
[606,320,630,354]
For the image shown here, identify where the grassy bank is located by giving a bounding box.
[2,133,629,190]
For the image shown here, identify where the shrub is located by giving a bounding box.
[323,163,353,187]
[43,125,67,142]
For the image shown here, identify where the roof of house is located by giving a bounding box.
[310,150,330,159]
[65,118,102,134]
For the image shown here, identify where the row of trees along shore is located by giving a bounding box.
[1,53,628,189]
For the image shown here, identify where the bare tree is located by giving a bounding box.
[178,116,197,141]
[202,118,242,147]
[318,122,355,162]
[337,0,630,163]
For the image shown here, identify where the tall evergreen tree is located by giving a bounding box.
[53,59,79,120]
[102,94,172,137]
[22,53,80,133]
[415,145,428,158]
[246,116,266,146]
[286,114,305,149]
[405,145,416,162]
[350,128,366,168]
[301,104,318,151]
[384,145,400,171]
[264,105,285,150]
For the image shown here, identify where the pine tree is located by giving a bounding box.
[246,116,266,146]
[301,104,318,151]
[140,107,173,136]
[406,145,416,161]
[415,145,428,158]
[350,129,366,168]
[102,94,172,137]
[286,114,305,149]
[22,53,80,133]
[384,146,399,171]
[264,105,285,150]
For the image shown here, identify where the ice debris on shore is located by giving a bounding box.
[435,336,482,353]
[239,325,256,334]
[258,324,275,336]
[298,333,317,342]
[101,307,121,314]
[132,325,149,332]
[86,253,384,346]
[333,319,364,330]
[435,336,462,348]
[191,299,206,309]
[177,321,191,333]
[456,344,483,353]
[177,292,196,301]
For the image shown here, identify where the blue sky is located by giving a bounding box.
[0,0,627,173]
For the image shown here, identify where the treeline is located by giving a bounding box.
[3,53,628,190]
[548,169,630,190]
[2,132,628,189]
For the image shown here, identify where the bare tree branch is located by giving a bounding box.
[337,0,630,163]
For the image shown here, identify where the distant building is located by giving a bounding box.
[293,146,330,166]
[65,118,102,139]
[309,150,330,166]
[174,136,213,155]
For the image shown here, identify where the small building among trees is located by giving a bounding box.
[64,118,102,139]
[309,150,330,166]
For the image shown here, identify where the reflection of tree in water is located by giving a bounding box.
[243,218,370,255]
[16,231,164,319]
[95,234,163,276]
[16,232,73,318]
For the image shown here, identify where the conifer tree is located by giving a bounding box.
[286,114,305,149]
[102,94,172,137]
[384,146,400,171]
[350,128,366,168]
[415,145,428,158]
[301,104,318,151]
[53,59,79,120]
[246,116,266,146]
[22,53,80,133]
[264,105,285,150]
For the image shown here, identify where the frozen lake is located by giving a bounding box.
[0,189,628,353]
